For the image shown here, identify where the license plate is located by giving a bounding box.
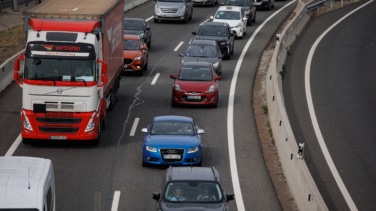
[50,136,67,140]
[187,96,201,100]
[164,154,181,159]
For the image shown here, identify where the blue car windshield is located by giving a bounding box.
[151,121,194,135]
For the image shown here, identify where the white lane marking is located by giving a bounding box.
[305,1,373,210]
[111,191,121,211]
[227,1,296,210]
[174,41,184,52]
[145,16,154,22]
[5,134,22,156]
[151,73,160,85]
[130,118,140,136]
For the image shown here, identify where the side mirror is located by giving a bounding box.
[197,129,205,134]
[141,128,148,133]
[152,192,160,201]
[192,32,197,35]
[226,193,235,201]
[97,59,108,87]
[209,16,214,20]
[178,53,184,57]
[14,53,25,86]
[170,74,177,79]
[215,75,222,81]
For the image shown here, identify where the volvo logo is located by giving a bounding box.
[167,150,177,153]
[57,88,63,94]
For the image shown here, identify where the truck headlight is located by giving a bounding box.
[85,112,96,132]
[22,110,33,131]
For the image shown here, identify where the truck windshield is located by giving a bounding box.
[24,58,96,82]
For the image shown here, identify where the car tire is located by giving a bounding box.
[142,159,149,167]
[22,138,32,144]
[143,62,148,72]
[154,18,158,23]
[147,41,151,48]
[183,14,188,24]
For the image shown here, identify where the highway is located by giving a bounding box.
[284,0,376,210]
[0,1,297,210]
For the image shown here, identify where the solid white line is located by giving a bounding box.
[129,117,140,136]
[174,41,184,52]
[111,191,121,211]
[151,73,160,85]
[5,134,22,156]
[145,16,154,22]
[305,1,373,210]
[227,1,296,210]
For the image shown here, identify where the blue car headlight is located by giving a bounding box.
[146,145,157,152]
[187,146,199,153]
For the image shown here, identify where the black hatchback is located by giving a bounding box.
[192,22,235,60]
[152,166,235,211]
[124,17,152,48]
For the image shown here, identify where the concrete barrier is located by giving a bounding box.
[265,0,328,210]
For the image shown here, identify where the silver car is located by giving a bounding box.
[154,0,193,24]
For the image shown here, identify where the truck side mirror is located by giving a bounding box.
[14,53,25,85]
[97,59,108,87]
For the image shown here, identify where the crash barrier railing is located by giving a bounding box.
[0,0,41,12]
[306,0,333,12]
[266,0,328,210]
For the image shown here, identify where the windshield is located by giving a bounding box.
[197,25,229,37]
[124,20,144,31]
[124,39,140,50]
[215,11,241,20]
[150,121,195,135]
[164,181,223,202]
[178,67,213,81]
[24,58,96,82]
[185,46,217,57]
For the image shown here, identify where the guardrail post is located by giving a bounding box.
[12,0,18,11]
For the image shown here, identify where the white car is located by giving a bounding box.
[210,6,247,38]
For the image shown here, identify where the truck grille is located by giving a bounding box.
[39,127,79,133]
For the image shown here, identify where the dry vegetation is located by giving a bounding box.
[0,24,25,64]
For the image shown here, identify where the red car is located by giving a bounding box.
[123,34,148,75]
[170,61,222,107]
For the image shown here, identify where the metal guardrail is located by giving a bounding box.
[306,0,333,12]
[0,0,41,12]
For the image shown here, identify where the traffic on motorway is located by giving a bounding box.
[0,0,296,210]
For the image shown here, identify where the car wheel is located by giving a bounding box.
[247,19,252,26]
[182,14,188,24]
[253,14,256,23]
[154,18,158,23]
[171,97,178,107]
[147,41,151,48]
[22,138,32,144]
[143,61,148,72]
[138,70,143,76]
[189,10,193,20]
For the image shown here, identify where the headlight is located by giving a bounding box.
[146,145,157,152]
[213,62,219,68]
[179,6,186,15]
[235,23,242,28]
[206,85,215,93]
[188,146,199,153]
[85,112,96,132]
[134,56,142,61]
[22,110,33,131]
[174,84,184,92]
[244,10,250,15]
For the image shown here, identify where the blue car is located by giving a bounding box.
[141,115,204,167]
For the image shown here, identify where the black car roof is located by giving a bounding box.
[167,166,220,182]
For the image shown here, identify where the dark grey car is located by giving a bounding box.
[179,39,223,75]
[124,18,152,48]
[152,166,235,211]
[192,22,235,60]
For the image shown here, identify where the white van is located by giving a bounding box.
[0,156,55,211]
